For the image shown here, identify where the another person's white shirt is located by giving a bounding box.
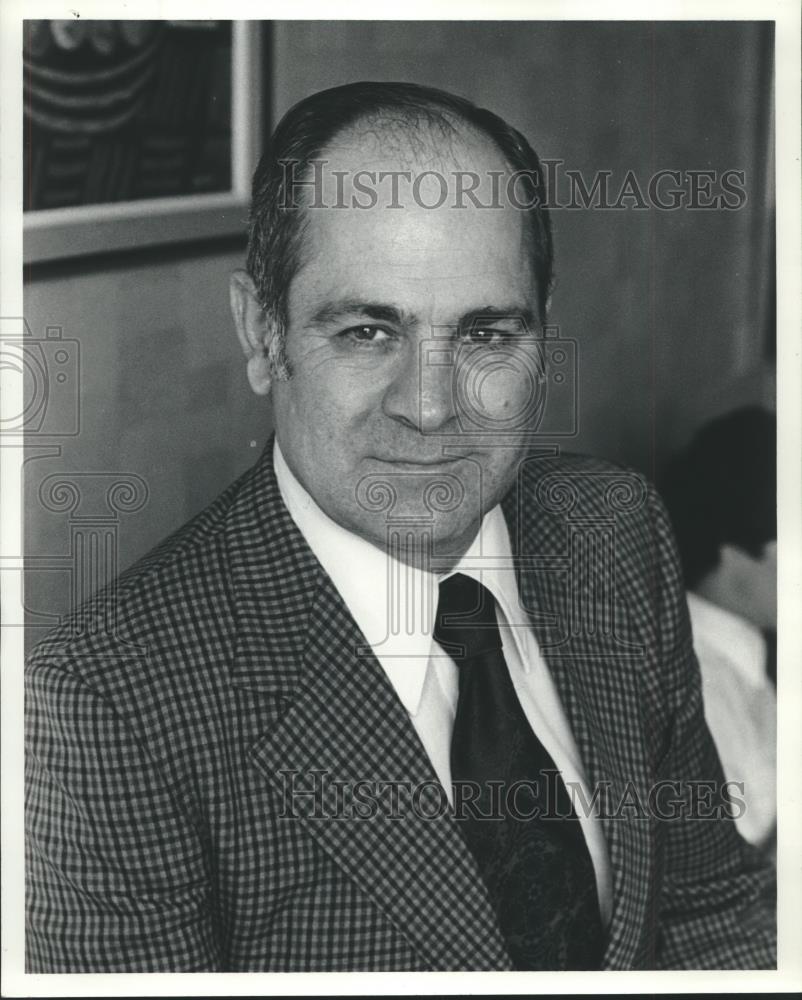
[687,591,776,849]
[274,440,613,925]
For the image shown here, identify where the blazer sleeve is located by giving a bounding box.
[645,484,776,969]
[25,649,221,972]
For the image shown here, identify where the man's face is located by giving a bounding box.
[270,128,543,563]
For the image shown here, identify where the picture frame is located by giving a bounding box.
[23,20,263,264]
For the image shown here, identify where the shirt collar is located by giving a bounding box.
[441,505,531,671]
[273,440,529,716]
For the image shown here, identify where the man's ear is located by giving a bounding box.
[229,269,276,395]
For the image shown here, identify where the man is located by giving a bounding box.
[25,82,775,972]
[661,408,777,853]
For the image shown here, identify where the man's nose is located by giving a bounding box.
[382,341,457,434]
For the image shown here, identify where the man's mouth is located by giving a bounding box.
[374,455,466,467]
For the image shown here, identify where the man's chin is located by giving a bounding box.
[342,504,483,571]
[354,458,482,517]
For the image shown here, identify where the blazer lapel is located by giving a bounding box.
[225,445,512,971]
[503,459,654,969]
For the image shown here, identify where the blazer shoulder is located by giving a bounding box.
[24,453,296,777]
[511,448,687,651]
[513,449,656,523]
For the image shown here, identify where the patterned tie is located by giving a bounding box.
[434,572,604,970]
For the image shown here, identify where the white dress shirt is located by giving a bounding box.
[274,440,613,924]
[687,592,776,849]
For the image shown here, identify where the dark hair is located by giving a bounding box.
[659,407,777,589]
[246,81,554,373]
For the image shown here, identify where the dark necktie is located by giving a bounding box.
[434,572,604,970]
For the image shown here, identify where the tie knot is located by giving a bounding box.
[434,573,503,662]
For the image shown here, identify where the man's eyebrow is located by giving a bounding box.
[307,300,538,330]
[308,300,417,327]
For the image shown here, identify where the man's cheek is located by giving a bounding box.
[456,354,542,430]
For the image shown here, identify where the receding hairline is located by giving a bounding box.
[312,104,519,178]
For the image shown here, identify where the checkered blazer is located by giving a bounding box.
[25,442,776,972]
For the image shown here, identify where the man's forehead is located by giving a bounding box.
[289,207,535,326]
[284,114,537,317]
[299,127,529,242]
[297,195,530,287]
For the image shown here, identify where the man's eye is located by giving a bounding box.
[343,325,393,345]
[462,327,510,347]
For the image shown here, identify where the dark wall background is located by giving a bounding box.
[23,20,775,635]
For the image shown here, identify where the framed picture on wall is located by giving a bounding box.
[23,19,264,264]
